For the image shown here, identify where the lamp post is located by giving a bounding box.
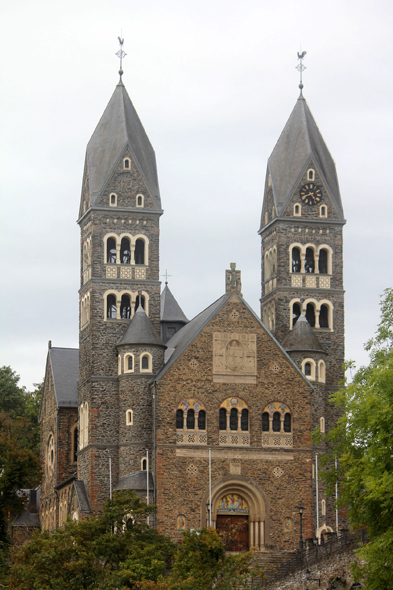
[297,505,304,551]
[206,502,211,526]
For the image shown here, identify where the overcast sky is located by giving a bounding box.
[1,0,393,390]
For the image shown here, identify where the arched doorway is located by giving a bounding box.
[216,493,249,551]
[202,477,269,552]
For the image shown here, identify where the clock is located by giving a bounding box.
[299,183,322,206]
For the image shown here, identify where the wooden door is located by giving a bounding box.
[216,515,249,551]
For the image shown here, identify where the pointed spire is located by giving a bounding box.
[283,315,326,353]
[118,306,165,348]
[84,82,160,206]
[264,95,343,221]
[160,284,188,323]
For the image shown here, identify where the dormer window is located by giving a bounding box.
[307,169,315,181]
[123,158,131,170]
[109,193,117,207]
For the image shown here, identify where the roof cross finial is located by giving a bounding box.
[116,36,127,84]
[296,50,307,97]
[161,270,172,285]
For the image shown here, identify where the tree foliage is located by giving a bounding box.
[323,289,393,589]
[8,491,259,590]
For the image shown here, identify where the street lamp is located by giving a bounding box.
[297,505,305,551]
[206,502,211,526]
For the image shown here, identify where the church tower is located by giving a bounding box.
[259,79,345,535]
[77,70,163,511]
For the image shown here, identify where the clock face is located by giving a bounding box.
[300,183,323,206]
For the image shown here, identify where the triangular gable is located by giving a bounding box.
[154,292,313,389]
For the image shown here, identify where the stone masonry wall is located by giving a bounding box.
[155,295,314,549]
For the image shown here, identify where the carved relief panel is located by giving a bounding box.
[213,333,257,383]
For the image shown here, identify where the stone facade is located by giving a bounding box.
[37,82,346,556]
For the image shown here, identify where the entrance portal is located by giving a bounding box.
[216,493,249,551]
[216,515,249,551]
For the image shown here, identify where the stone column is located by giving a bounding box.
[261,521,265,547]
[255,517,260,549]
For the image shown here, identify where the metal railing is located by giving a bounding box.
[249,529,367,587]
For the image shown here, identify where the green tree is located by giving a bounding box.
[0,367,27,417]
[323,289,393,589]
[8,491,175,590]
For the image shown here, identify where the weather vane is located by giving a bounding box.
[161,270,172,285]
[116,36,127,83]
[296,50,307,97]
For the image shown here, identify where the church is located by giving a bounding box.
[37,57,345,553]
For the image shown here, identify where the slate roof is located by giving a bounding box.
[155,292,313,389]
[114,471,154,492]
[265,96,343,221]
[74,480,91,513]
[85,82,161,207]
[11,511,40,527]
[283,315,326,353]
[160,284,188,323]
[118,307,165,348]
[49,347,79,408]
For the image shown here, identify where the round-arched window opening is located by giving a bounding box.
[304,362,312,376]
[305,248,315,273]
[272,412,280,432]
[306,303,316,328]
[141,355,149,370]
[135,239,145,265]
[120,238,131,264]
[292,247,301,273]
[292,303,301,327]
[107,238,116,264]
[320,305,329,328]
[120,294,131,319]
[107,295,117,319]
[319,249,328,274]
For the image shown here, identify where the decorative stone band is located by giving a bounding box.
[176,432,207,445]
[290,274,331,289]
[105,265,147,280]
[262,433,293,448]
[219,433,250,447]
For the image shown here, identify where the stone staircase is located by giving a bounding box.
[249,550,299,584]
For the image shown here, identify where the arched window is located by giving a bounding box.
[135,239,145,265]
[306,303,315,327]
[272,412,280,432]
[176,409,183,429]
[320,205,327,218]
[186,409,195,430]
[126,410,133,425]
[141,458,147,471]
[261,403,293,447]
[120,238,131,264]
[135,295,145,313]
[126,355,133,372]
[307,169,315,181]
[230,408,238,431]
[107,294,117,319]
[107,238,117,264]
[318,360,326,383]
[319,249,328,274]
[198,410,206,430]
[120,294,131,319]
[292,303,301,327]
[319,304,329,328]
[320,417,326,433]
[294,204,301,217]
[302,358,316,380]
[141,354,151,372]
[305,248,315,273]
[109,193,117,207]
[136,194,144,208]
[123,158,130,170]
[219,408,226,431]
[292,247,301,273]
[241,409,249,431]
